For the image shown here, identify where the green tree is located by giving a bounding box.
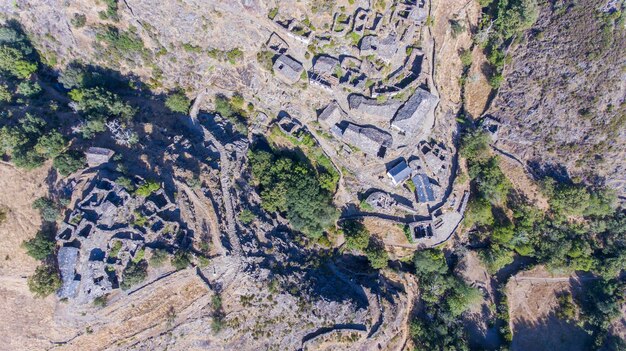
[22,230,55,260]
[171,250,191,270]
[120,260,148,290]
[446,281,482,316]
[27,263,61,298]
[32,197,59,222]
[149,248,169,267]
[365,239,388,269]
[53,150,86,176]
[165,91,191,114]
[341,219,370,251]
[34,131,66,158]
[414,249,449,278]
[0,46,37,79]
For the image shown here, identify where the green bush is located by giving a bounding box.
[149,248,169,267]
[0,46,37,79]
[256,50,275,71]
[32,197,59,222]
[459,49,473,67]
[22,230,55,260]
[134,180,160,197]
[71,13,87,28]
[16,81,41,97]
[27,263,61,298]
[53,150,86,176]
[165,91,191,114]
[120,260,148,290]
[238,209,255,224]
[226,48,243,64]
[341,219,370,251]
[171,250,191,270]
[365,239,388,269]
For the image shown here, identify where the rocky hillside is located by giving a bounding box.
[487,0,626,196]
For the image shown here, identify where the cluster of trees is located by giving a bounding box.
[410,249,482,350]
[475,0,539,87]
[24,197,62,298]
[461,130,625,277]
[341,219,389,269]
[460,129,625,347]
[248,148,338,239]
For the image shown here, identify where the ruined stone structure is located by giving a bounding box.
[56,174,190,303]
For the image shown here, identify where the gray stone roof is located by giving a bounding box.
[348,94,402,120]
[360,34,398,61]
[391,88,439,134]
[313,55,340,76]
[318,101,346,127]
[387,160,412,185]
[86,147,114,167]
[340,123,392,156]
[273,54,304,84]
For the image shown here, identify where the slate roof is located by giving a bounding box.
[387,160,412,185]
[340,123,392,156]
[313,55,340,76]
[273,54,304,84]
[318,101,346,127]
[360,34,398,61]
[348,94,402,120]
[391,88,439,134]
[412,173,435,202]
[86,147,114,167]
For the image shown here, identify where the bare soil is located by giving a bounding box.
[506,267,591,351]
[0,163,76,350]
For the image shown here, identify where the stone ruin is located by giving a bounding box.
[56,173,191,303]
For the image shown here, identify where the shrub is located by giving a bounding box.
[238,209,255,224]
[16,81,41,97]
[149,248,169,267]
[459,49,473,67]
[22,230,55,260]
[365,239,388,269]
[341,219,369,251]
[93,295,108,307]
[450,19,466,38]
[226,48,243,64]
[165,91,191,114]
[0,83,11,103]
[53,150,86,176]
[256,50,275,71]
[32,197,59,222]
[0,207,7,224]
[0,46,37,79]
[27,263,61,298]
[120,260,148,290]
[134,180,160,197]
[171,250,191,270]
[71,13,87,28]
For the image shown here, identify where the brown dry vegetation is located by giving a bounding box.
[506,267,591,351]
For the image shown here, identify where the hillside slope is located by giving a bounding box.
[487,0,626,195]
